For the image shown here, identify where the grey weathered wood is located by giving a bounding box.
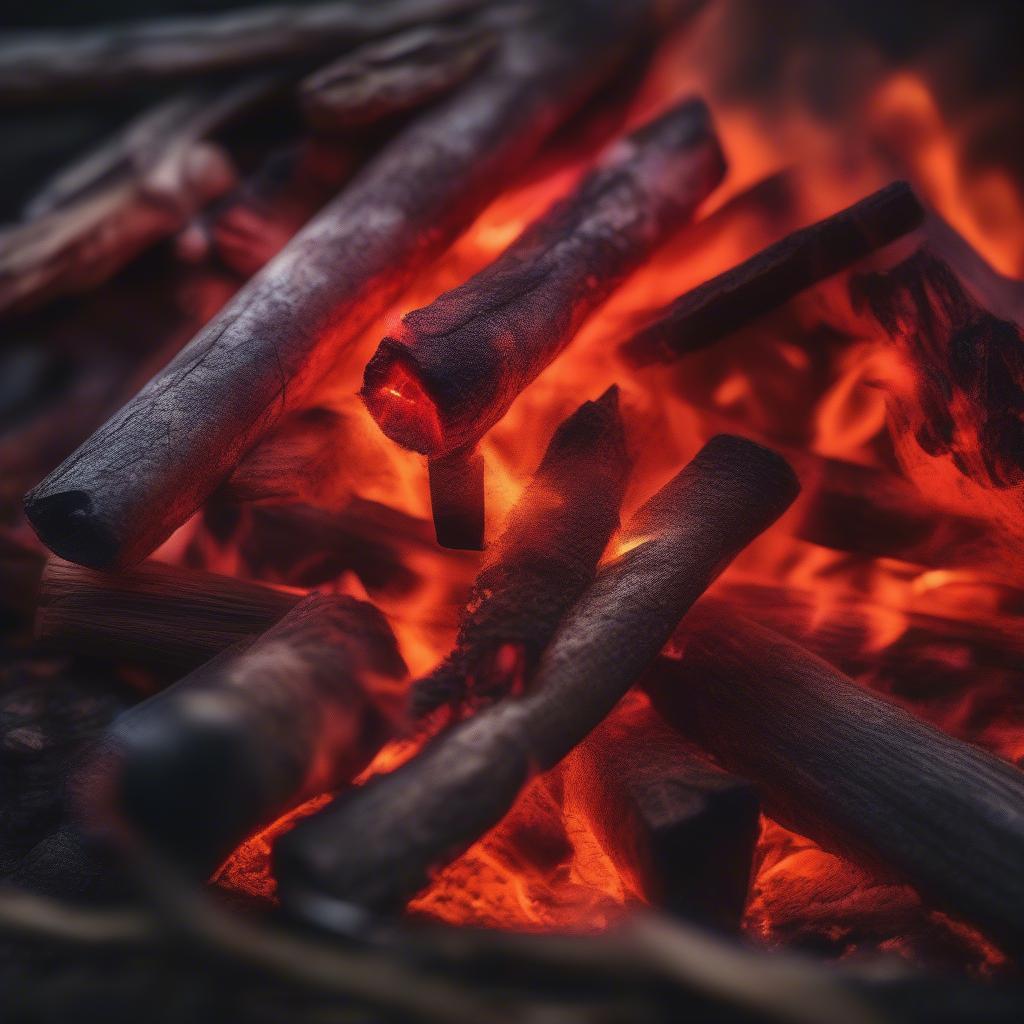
[0,0,488,102]
[24,0,679,570]
[80,594,406,878]
[645,601,1024,952]
[275,435,798,914]
[362,94,726,459]
[411,386,630,715]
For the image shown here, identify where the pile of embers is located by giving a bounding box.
[4,1,1024,1021]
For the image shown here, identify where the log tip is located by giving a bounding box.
[23,486,123,570]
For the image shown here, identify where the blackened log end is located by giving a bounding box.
[23,486,122,570]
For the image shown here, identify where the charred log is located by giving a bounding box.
[569,699,759,930]
[851,247,1024,492]
[36,557,300,673]
[301,21,497,131]
[78,594,405,878]
[25,0,681,570]
[428,446,486,550]
[0,0,488,102]
[275,434,798,914]
[645,602,1024,952]
[362,95,726,461]
[621,182,924,367]
[411,386,630,716]
[0,81,270,317]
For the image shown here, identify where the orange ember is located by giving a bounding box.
[192,0,1024,973]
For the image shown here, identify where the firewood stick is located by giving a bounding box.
[301,21,498,131]
[567,698,759,930]
[410,386,630,717]
[36,557,301,673]
[274,435,798,914]
[620,181,925,367]
[0,80,275,318]
[77,594,406,878]
[0,0,489,103]
[644,602,1024,951]
[362,95,726,462]
[25,0,682,571]
[851,247,1024,493]
[428,446,486,550]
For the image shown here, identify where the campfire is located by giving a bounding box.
[4,0,1024,1020]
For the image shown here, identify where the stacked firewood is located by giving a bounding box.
[4,2,1024,1023]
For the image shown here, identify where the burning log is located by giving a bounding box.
[25,0,681,571]
[80,594,406,878]
[644,602,1024,951]
[36,557,300,673]
[301,21,497,131]
[274,434,798,914]
[0,0,489,103]
[0,83,267,317]
[428,447,486,550]
[410,386,630,717]
[851,248,1024,493]
[620,181,925,367]
[362,95,726,463]
[568,698,759,930]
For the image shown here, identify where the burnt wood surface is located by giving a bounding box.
[620,181,924,367]
[24,0,677,571]
[428,446,486,550]
[36,557,300,673]
[300,21,497,131]
[568,700,759,930]
[362,95,726,459]
[79,594,406,878]
[645,602,1024,952]
[274,434,798,914]
[410,386,630,716]
[0,0,488,102]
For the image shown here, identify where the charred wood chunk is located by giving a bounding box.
[851,248,1024,491]
[428,446,485,550]
[362,95,726,461]
[621,181,924,367]
[411,386,630,716]
[24,0,679,571]
[77,594,405,878]
[569,700,759,930]
[645,601,1024,952]
[35,557,300,674]
[275,435,798,915]
[301,21,497,131]
[0,0,490,102]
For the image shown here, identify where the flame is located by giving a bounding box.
[195,2,1024,967]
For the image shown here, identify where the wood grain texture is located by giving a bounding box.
[410,386,630,716]
[24,0,676,570]
[621,181,924,367]
[275,435,798,915]
[81,594,406,877]
[362,95,726,458]
[645,602,1024,951]
[36,557,300,673]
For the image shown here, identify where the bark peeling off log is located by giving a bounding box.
[80,594,406,878]
[301,22,498,131]
[645,602,1024,952]
[620,181,924,367]
[362,95,726,458]
[411,385,630,716]
[36,557,301,673]
[275,435,798,915]
[25,0,679,570]
[0,0,489,102]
